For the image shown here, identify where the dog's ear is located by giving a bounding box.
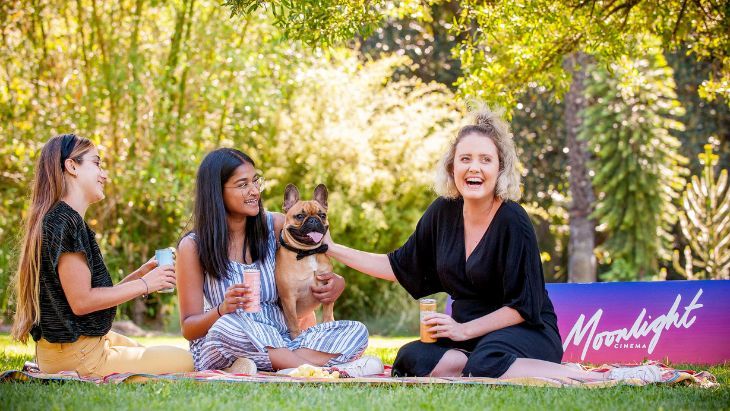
[283,184,300,212]
[313,184,328,209]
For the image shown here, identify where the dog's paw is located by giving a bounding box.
[289,330,302,339]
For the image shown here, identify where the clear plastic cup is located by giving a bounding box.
[155,248,175,293]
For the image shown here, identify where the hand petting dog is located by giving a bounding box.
[311,272,345,304]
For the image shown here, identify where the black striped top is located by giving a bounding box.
[30,201,115,342]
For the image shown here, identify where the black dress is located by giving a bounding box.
[387,197,562,377]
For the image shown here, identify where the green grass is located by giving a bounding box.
[1,334,729,410]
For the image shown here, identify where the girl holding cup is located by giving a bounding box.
[11,134,193,377]
[176,148,379,376]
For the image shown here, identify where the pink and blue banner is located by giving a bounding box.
[447,280,730,364]
[549,280,730,364]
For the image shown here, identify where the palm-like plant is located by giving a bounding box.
[673,144,730,279]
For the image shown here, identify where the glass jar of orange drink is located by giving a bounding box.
[419,298,437,343]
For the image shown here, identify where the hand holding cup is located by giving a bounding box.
[154,248,176,293]
[141,262,176,293]
[221,283,257,314]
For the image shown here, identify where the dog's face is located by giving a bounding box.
[282,184,329,248]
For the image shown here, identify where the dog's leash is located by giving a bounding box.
[279,232,329,260]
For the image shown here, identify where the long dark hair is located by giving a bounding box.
[192,148,268,280]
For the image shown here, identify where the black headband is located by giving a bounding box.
[59,134,78,171]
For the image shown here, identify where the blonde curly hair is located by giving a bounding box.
[434,106,521,201]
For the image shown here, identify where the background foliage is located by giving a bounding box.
[0,1,459,332]
[1,0,729,333]
[582,36,688,281]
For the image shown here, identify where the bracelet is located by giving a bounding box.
[139,277,149,298]
[216,304,223,317]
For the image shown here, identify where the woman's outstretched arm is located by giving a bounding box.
[325,237,396,282]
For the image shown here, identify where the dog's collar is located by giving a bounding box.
[279,232,329,260]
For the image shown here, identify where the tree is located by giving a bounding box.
[0,1,460,333]
[512,87,570,282]
[223,0,386,45]
[0,0,309,324]
[667,46,730,175]
[357,2,463,88]
[264,54,462,330]
[582,36,688,280]
[225,0,729,282]
[453,0,726,281]
[673,143,730,279]
[563,52,597,282]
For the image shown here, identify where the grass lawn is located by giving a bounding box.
[1,334,728,410]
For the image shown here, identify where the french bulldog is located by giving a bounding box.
[275,183,334,339]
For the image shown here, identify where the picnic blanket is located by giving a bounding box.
[0,361,718,388]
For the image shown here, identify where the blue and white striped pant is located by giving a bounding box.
[191,310,369,371]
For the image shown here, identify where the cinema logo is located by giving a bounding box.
[563,289,704,361]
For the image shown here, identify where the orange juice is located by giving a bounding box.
[419,298,437,343]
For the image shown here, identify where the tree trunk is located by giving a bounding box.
[563,51,596,282]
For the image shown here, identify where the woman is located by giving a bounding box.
[11,134,193,377]
[324,109,662,382]
[176,148,380,376]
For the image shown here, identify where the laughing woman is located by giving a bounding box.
[11,134,193,377]
[324,108,663,382]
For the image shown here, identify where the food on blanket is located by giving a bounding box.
[419,298,437,343]
[288,364,340,379]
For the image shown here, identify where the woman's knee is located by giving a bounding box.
[392,341,444,377]
[208,315,251,339]
[205,316,271,356]
[323,320,368,336]
[309,320,369,348]
[462,351,515,378]
[146,346,194,372]
[430,349,468,377]
[98,345,194,376]
[349,321,369,341]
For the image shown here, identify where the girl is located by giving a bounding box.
[176,148,381,376]
[11,134,193,377]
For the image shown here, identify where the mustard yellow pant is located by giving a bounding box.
[36,331,194,377]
